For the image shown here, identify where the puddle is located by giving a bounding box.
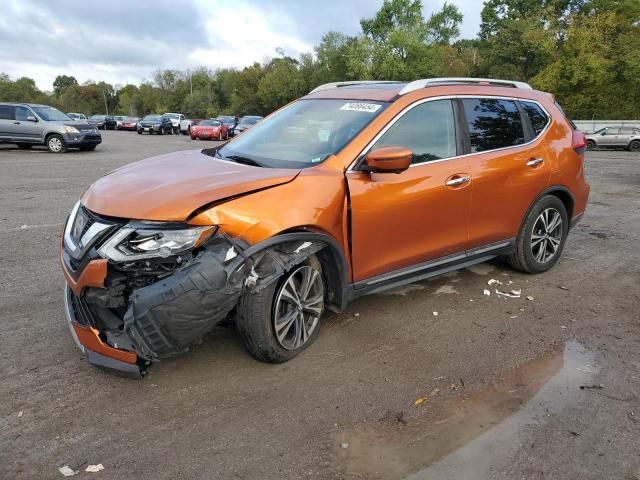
[333,342,596,480]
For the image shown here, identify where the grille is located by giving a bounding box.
[70,292,98,328]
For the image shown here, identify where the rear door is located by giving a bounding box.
[346,99,472,282]
[0,105,13,140]
[463,97,552,249]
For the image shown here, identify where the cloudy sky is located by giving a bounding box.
[0,0,483,91]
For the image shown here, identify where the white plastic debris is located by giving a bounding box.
[224,246,237,262]
[483,289,491,296]
[495,289,522,299]
[341,443,349,449]
[244,266,259,288]
[353,312,360,317]
[294,241,312,253]
[17,411,23,418]
[58,466,78,477]
[526,296,534,301]
[487,278,503,286]
[432,311,439,316]
[85,464,104,473]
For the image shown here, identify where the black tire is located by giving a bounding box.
[586,140,596,151]
[79,145,96,151]
[507,195,568,274]
[137,130,142,135]
[629,140,640,152]
[237,255,325,363]
[157,128,163,136]
[16,143,32,150]
[46,134,67,153]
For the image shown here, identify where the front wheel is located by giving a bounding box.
[237,256,325,363]
[507,195,568,274]
[629,140,640,152]
[47,134,67,153]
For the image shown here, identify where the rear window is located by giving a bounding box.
[0,105,12,120]
[462,98,525,153]
[521,101,549,136]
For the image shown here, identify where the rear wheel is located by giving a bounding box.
[47,134,66,153]
[508,195,568,274]
[629,140,640,152]
[16,143,32,150]
[586,140,596,150]
[237,256,325,363]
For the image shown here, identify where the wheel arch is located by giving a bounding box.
[522,185,574,231]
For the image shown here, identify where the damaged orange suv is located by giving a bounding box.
[60,78,589,376]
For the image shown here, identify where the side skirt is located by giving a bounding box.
[348,239,515,299]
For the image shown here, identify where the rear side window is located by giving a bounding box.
[0,105,12,120]
[462,98,525,153]
[372,99,457,164]
[521,101,549,136]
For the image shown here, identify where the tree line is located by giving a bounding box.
[1,0,638,120]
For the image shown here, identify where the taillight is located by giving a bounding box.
[572,130,586,154]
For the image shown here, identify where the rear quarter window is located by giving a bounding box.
[521,101,550,136]
[462,98,525,153]
[0,105,13,120]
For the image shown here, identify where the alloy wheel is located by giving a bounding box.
[531,207,563,263]
[273,265,324,350]
[48,137,62,152]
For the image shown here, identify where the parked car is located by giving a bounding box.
[235,115,263,135]
[190,119,229,141]
[88,114,116,130]
[0,102,101,152]
[67,112,87,121]
[113,115,126,129]
[585,126,640,151]
[59,77,589,376]
[163,112,185,134]
[217,115,237,136]
[181,118,201,135]
[137,114,173,135]
[117,116,140,131]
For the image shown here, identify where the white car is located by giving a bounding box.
[163,112,185,135]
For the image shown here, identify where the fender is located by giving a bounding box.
[519,185,575,231]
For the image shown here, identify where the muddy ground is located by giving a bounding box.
[0,132,638,479]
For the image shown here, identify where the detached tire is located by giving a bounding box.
[47,134,66,153]
[237,255,325,363]
[508,195,568,274]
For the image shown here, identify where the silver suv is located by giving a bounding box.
[0,103,102,153]
[585,126,640,151]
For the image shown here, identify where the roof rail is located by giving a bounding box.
[399,77,532,95]
[309,80,402,94]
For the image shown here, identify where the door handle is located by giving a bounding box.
[526,158,544,167]
[446,175,471,187]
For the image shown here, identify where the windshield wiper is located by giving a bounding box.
[219,154,264,168]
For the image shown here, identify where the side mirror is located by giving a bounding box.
[365,146,413,174]
[27,116,37,122]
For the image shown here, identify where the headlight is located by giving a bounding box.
[154,123,161,127]
[97,225,216,262]
[63,125,80,134]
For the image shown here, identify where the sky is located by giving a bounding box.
[0,0,483,91]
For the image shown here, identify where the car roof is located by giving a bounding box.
[303,78,548,103]
[0,102,51,107]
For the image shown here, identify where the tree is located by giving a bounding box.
[53,75,78,97]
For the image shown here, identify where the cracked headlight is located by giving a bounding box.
[97,225,216,262]
[63,125,80,134]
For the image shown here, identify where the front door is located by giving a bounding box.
[599,128,620,147]
[10,106,43,142]
[346,99,472,282]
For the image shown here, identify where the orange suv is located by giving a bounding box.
[60,78,590,376]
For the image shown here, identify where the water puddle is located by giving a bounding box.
[334,342,596,479]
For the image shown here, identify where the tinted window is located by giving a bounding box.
[463,98,525,153]
[521,101,549,136]
[0,105,12,120]
[371,99,457,164]
[15,106,32,121]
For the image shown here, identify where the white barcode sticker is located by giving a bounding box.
[340,102,382,113]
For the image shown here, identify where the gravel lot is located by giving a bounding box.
[1,132,639,479]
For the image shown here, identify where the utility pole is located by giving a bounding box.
[103,89,109,116]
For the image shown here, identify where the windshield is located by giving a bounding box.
[216,99,387,169]
[144,115,161,121]
[90,115,105,120]
[33,106,71,121]
[239,117,260,126]
[164,113,179,119]
[200,120,220,126]
[218,116,234,124]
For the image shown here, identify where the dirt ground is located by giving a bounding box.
[0,132,638,479]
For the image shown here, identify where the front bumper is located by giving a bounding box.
[64,133,102,147]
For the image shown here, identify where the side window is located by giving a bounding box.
[604,128,619,135]
[462,98,525,153]
[371,99,456,164]
[15,106,32,121]
[521,101,549,136]
[0,105,13,120]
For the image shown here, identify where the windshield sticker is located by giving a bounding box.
[340,102,382,113]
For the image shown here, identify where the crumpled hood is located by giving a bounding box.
[82,149,299,221]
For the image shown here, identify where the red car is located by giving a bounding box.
[190,119,229,141]
[117,117,140,131]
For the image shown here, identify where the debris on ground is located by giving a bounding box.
[488,278,503,286]
[526,296,534,301]
[568,430,581,436]
[483,289,491,296]
[85,464,104,473]
[560,325,568,329]
[414,396,428,405]
[432,311,439,316]
[580,384,605,390]
[353,312,360,317]
[495,289,522,299]
[559,286,569,291]
[17,411,23,418]
[341,443,349,449]
[58,466,78,477]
